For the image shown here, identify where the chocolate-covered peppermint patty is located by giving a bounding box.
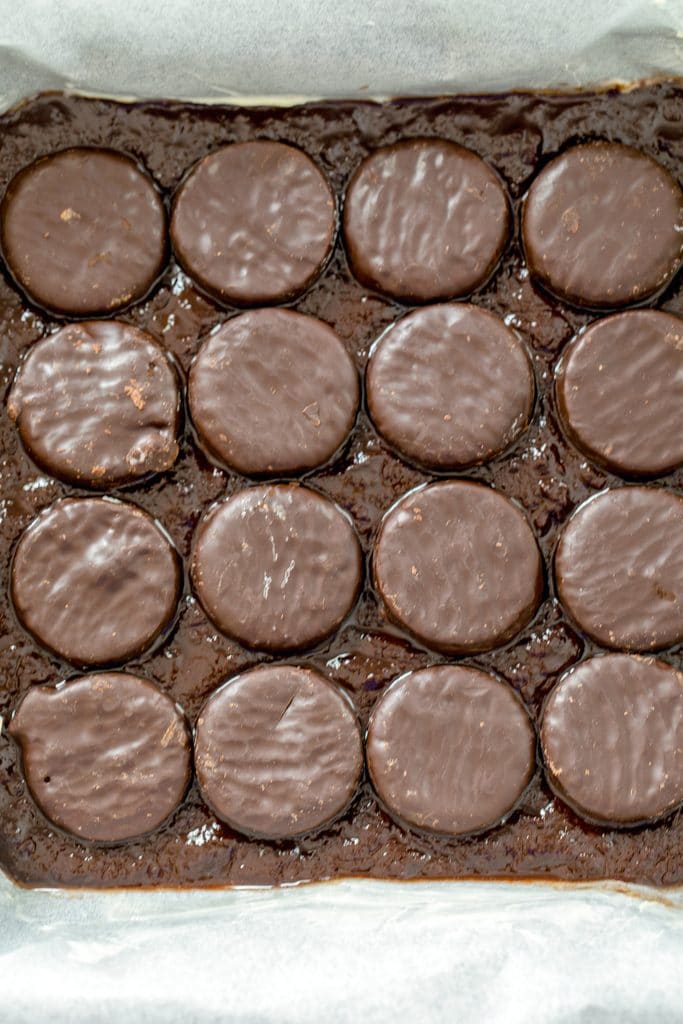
[522,142,683,309]
[343,139,509,302]
[191,485,362,651]
[366,303,534,470]
[189,309,358,476]
[0,147,167,316]
[556,311,683,478]
[9,673,191,843]
[195,664,362,839]
[11,498,181,666]
[8,321,181,489]
[171,141,336,305]
[373,481,543,653]
[367,665,536,837]
[541,654,683,826]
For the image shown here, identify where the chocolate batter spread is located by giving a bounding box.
[1,84,683,888]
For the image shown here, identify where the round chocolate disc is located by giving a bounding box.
[343,139,509,303]
[522,142,683,309]
[191,485,362,651]
[11,497,181,666]
[9,672,191,843]
[0,147,167,316]
[556,311,683,479]
[366,303,534,470]
[188,309,358,475]
[195,664,363,839]
[373,481,543,653]
[541,654,683,826]
[171,141,336,306]
[367,665,536,836]
[555,487,683,651]
[8,320,181,489]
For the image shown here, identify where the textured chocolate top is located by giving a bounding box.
[366,303,534,470]
[188,309,359,475]
[8,321,181,488]
[555,487,683,651]
[522,142,683,309]
[367,665,536,836]
[541,654,683,826]
[373,481,543,653]
[343,138,509,302]
[8,672,191,843]
[0,147,167,316]
[556,311,683,479]
[11,498,181,666]
[195,664,363,839]
[191,485,362,651]
[171,141,336,306]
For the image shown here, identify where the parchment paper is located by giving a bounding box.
[0,1,682,1021]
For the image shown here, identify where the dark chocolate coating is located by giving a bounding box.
[191,484,362,651]
[555,487,683,651]
[373,481,543,653]
[7,321,181,489]
[194,664,363,839]
[366,303,534,470]
[171,141,336,306]
[343,138,509,302]
[8,673,191,843]
[11,498,181,666]
[188,309,359,476]
[367,665,536,836]
[522,142,683,309]
[556,311,683,479]
[0,147,167,316]
[541,654,683,827]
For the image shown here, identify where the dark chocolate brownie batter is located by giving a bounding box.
[1,85,683,888]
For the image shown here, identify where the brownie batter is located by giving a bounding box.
[367,665,535,836]
[11,497,181,666]
[171,141,336,306]
[555,311,683,478]
[0,147,167,317]
[8,320,181,488]
[195,664,362,839]
[555,487,683,651]
[1,86,683,889]
[188,309,359,476]
[366,303,534,470]
[541,654,683,827]
[373,481,543,653]
[522,142,683,309]
[8,672,191,843]
[191,484,362,651]
[343,139,509,303]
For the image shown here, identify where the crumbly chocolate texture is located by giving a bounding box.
[188,309,359,476]
[171,141,336,306]
[343,139,509,302]
[191,484,362,651]
[555,311,683,478]
[0,147,167,316]
[8,673,192,843]
[11,498,181,666]
[2,88,683,889]
[195,664,363,839]
[555,487,683,652]
[8,321,181,488]
[373,481,543,653]
[541,655,683,826]
[522,142,683,309]
[366,303,534,470]
[367,665,535,837]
